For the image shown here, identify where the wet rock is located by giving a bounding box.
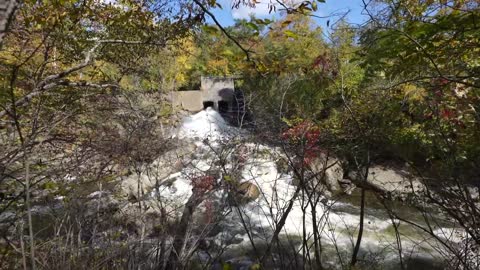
[339,178,356,194]
[231,181,260,205]
[367,165,424,194]
[239,182,260,199]
[347,165,425,197]
[309,155,343,194]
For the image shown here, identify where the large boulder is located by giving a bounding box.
[366,165,424,195]
[230,181,260,205]
[309,155,343,194]
[120,142,197,198]
[347,164,425,197]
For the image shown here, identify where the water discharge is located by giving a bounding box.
[160,109,465,269]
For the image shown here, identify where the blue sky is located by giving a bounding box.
[208,0,369,29]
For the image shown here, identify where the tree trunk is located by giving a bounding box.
[350,187,365,267]
[0,0,18,47]
[166,192,202,270]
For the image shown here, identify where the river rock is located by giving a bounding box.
[368,165,424,194]
[120,142,197,198]
[349,165,425,196]
[230,181,260,205]
[309,155,343,194]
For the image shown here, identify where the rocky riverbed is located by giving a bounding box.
[4,108,469,270]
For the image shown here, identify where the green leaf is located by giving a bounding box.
[246,22,259,32]
[223,174,232,182]
[255,18,272,25]
[222,49,234,56]
[202,25,219,35]
[284,30,298,39]
[222,262,233,270]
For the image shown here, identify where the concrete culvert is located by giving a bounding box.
[203,101,214,109]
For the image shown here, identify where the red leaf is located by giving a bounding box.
[440,109,454,119]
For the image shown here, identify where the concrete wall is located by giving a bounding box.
[171,77,236,112]
[201,77,235,110]
[171,91,203,112]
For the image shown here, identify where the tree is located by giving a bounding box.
[356,1,480,268]
[0,0,203,268]
[359,0,479,172]
[0,0,17,46]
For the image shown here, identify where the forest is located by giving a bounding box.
[0,0,479,269]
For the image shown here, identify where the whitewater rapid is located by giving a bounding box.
[159,108,464,268]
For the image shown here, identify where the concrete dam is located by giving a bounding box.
[171,76,248,126]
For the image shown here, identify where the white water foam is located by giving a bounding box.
[162,110,463,267]
[178,107,236,140]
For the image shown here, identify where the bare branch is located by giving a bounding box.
[86,38,166,46]
[192,0,255,65]
[0,0,18,47]
[0,44,101,119]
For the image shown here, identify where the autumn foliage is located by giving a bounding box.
[282,120,321,164]
[191,175,216,194]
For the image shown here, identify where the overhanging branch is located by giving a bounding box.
[0,43,116,119]
[192,0,255,64]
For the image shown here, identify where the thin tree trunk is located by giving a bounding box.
[20,221,27,270]
[311,197,323,270]
[260,184,301,265]
[166,192,202,270]
[24,152,36,270]
[389,212,405,270]
[350,187,365,267]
